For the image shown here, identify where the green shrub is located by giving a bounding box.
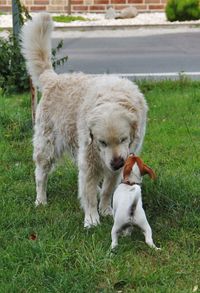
[165,0,200,22]
[0,35,68,94]
[0,35,30,94]
[0,1,67,94]
[0,1,30,94]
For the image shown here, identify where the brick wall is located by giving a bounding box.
[0,0,167,13]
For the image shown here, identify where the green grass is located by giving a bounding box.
[0,79,200,292]
[52,15,90,23]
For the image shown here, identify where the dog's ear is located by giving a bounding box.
[88,129,93,145]
[142,164,156,180]
[118,100,140,148]
[127,114,140,151]
[118,99,136,114]
[119,101,137,126]
[86,111,98,145]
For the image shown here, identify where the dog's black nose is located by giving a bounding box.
[111,157,125,171]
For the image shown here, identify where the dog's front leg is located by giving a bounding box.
[99,173,119,217]
[78,166,100,228]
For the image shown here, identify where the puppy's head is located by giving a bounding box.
[123,154,156,183]
[87,103,138,172]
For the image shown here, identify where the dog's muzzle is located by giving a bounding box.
[110,157,125,171]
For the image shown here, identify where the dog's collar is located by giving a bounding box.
[121,179,141,186]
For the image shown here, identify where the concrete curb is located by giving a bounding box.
[1,22,200,32]
[53,22,200,31]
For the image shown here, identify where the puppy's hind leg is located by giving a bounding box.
[134,201,160,250]
[111,223,120,250]
[111,217,129,250]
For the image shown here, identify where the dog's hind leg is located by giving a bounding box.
[33,127,56,206]
[35,162,52,206]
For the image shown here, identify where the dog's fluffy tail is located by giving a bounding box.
[21,13,54,88]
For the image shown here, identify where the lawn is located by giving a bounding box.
[52,15,90,23]
[0,79,199,292]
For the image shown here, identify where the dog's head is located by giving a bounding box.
[86,102,139,172]
[123,154,156,183]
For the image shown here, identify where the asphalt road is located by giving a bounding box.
[52,29,200,78]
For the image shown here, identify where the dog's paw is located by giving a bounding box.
[35,198,47,207]
[84,212,100,228]
[99,205,113,217]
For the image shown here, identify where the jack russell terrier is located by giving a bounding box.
[111,154,160,250]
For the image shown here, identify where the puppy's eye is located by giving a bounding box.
[99,140,107,147]
[120,137,128,143]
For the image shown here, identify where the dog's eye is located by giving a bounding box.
[99,140,107,147]
[120,137,128,143]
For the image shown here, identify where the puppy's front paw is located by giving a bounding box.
[84,211,100,228]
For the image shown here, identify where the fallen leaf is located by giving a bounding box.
[29,233,37,240]
[193,285,198,292]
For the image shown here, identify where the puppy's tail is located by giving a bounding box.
[21,13,54,88]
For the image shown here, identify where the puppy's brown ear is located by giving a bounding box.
[142,164,156,180]
[123,155,136,180]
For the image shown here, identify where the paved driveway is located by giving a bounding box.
[52,28,200,79]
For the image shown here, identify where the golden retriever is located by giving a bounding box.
[21,13,148,228]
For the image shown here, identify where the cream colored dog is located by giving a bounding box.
[21,13,148,228]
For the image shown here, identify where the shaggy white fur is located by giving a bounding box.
[21,13,148,228]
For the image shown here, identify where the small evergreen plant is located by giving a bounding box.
[165,0,200,22]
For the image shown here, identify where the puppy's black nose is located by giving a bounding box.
[111,157,125,171]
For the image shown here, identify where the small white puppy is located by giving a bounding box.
[111,154,160,250]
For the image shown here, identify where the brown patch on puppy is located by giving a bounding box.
[141,163,156,180]
[123,154,136,182]
[129,200,137,217]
